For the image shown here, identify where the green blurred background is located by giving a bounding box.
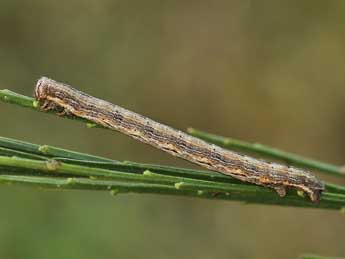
[1,1,345,258]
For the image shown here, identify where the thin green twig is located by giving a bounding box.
[187,128,344,178]
[0,156,344,209]
[1,136,344,195]
[0,89,93,125]
[0,140,344,209]
[0,136,113,162]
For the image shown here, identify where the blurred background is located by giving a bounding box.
[0,1,345,258]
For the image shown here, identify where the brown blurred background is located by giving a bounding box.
[0,1,345,259]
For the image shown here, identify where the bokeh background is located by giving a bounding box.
[1,1,345,259]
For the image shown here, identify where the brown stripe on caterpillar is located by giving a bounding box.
[34,77,325,203]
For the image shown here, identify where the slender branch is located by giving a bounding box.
[0,136,113,162]
[187,128,344,178]
[0,174,187,195]
[0,156,344,209]
[0,89,94,125]
[0,136,250,184]
[1,136,344,195]
[0,89,37,110]
[0,144,344,209]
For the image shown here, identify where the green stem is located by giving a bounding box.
[0,155,344,209]
[0,136,242,184]
[187,128,344,178]
[0,89,37,110]
[1,136,344,196]
[0,136,113,162]
[0,174,185,194]
[0,156,276,191]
